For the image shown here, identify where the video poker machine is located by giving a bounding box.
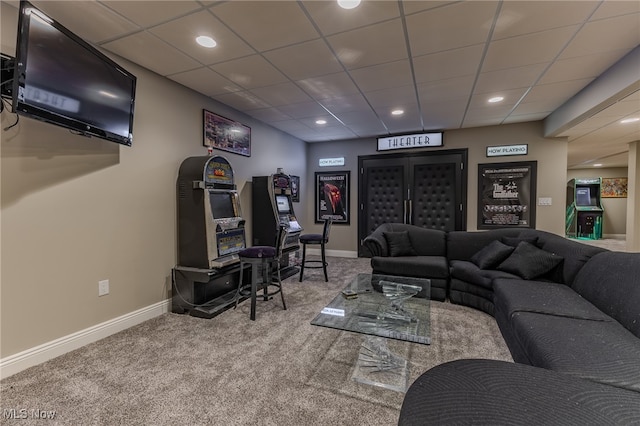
[173,155,248,318]
[252,170,303,278]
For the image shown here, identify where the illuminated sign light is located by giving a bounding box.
[377,132,443,151]
[319,157,345,167]
[486,144,528,157]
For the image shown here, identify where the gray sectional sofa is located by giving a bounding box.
[363,224,640,424]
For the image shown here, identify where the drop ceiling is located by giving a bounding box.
[3,0,639,169]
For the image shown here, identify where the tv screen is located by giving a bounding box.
[209,191,237,219]
[275,195,290,214]
[12,1,136,146]
[575,188,593,206]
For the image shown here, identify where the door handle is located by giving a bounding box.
[408,199,413,225]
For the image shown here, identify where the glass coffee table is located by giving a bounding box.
[311,273,431,392]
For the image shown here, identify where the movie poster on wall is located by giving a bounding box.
[478,161,537,229]
[315,171,350,224]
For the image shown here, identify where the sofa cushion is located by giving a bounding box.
[470,240,514,269]
[497,241,564,280]
[572,251,640,338]
[493,279,612,321]
[450,260,520,290]
[398,359,640,426]
[372,255,449,279]
[510,311,640,392]
[383,230,417,257]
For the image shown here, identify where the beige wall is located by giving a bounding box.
[0,3,306,358]
[567,167,628,236]
[306,121,568,252]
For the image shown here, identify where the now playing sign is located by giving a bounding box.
[487,144,528,157]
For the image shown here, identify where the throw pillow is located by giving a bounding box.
[383,231,417,257]
[501,235,539,248]
[470,240,515,270]
[497,241,564,280]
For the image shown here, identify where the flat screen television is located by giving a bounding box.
[12,1,137,146]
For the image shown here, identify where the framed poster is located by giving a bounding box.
[290,175,300,202]
[315,171,350,224]
[203,109,251,157]
[478,161,537,229]
[601,177,628,198]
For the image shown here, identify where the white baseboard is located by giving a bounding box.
[305,248,358,258]
[0,300,170,380]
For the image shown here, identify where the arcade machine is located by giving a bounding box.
[566,177,603,240]
[252,169,303,279]
[173,155,248,318]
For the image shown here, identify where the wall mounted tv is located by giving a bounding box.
[12,1,137,146]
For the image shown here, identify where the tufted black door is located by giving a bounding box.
[358,150,467,256]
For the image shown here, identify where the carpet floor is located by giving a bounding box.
[1,257,512,425]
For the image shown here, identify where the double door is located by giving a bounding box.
[358,150,467,256]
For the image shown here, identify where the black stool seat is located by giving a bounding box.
[234,227,287,320]
[299,219,332,282]
[239,246,276,258]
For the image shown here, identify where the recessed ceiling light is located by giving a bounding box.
[391,109,404,116]
[196,36,217,48]
[337,0,361,9]
[593,163,603,167]
[620,117,640,124]
[316,119,327,125]
[488,96,504,103]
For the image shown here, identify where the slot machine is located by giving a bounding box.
[177,155,247,268]
[252,170,303,278]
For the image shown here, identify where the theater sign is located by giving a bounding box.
[377,132,443,151]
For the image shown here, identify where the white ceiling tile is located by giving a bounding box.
[210,55,288,89]
[249,83,313,107]
[149,10,254,65]
[475,63,547,94]
[405,2,498,56]
[417,76,475,102]
[560,13,640,59]
[247,108,292,123]
[169,67,241,96]
[524,79,594,103]
[103,32,200,75]
[364,85,417,109]
[276,102,329,119]
[493,1,596,40]
[334,109,382,126]
[327,19,408,69]
[263,39,343,80]
[422,101,467,130]
[101,1,202,28]
[319,94,371,114]
[483,26,578,72]
[539,50,631,85]
[468,88,528,109]
[32,0,138,43]
[302,0,400,35]
[413,45,484,84]
[349,60,413,92]
[209,1,318,52]
[402,1,458,15]
[591,1,640,20]
[296,72,360,100]
[211,91,271,111]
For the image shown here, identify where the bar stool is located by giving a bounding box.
[299,218,332,282]
[234,226,287,320]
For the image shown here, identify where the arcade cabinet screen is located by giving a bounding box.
[276,195,290,214]
[576,188,593,206]
[209,192,236,219]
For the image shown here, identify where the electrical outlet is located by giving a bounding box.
[98,279,109,296]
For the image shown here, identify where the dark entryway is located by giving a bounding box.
[358,149,468,256]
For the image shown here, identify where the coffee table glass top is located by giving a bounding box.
[311,273,431,344]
